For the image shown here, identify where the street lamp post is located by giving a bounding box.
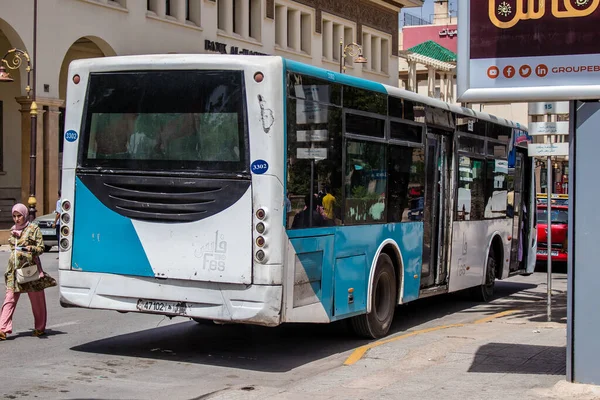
[339,38,368,73]
[0,49,38,221]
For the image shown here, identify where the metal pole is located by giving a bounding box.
[339,39,344,73]
[309,159,314,227]
[28,0,38,221]
[547,154,552,322]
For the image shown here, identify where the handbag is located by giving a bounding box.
[14,244,40,284]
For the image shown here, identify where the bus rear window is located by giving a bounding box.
[80,70,248,173]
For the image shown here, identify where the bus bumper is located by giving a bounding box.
[59,270,282,326]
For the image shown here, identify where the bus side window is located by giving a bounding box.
[387,145,425,223]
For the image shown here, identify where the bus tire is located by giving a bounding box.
[471,250,496,302]
[351,253,396,339]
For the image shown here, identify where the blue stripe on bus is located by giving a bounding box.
[72,177,154,277]
[284,59,387,94]
[287,222,423,321]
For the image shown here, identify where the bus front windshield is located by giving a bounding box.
[80,70,248,173]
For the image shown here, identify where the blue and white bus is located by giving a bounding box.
[58,55,536,338]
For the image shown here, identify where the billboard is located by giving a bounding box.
[457,0,600,102]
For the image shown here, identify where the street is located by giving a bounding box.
[0,250,573,400]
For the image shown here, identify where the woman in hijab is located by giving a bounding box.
[0,203,56,340]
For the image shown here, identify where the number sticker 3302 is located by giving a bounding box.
[251,159,269,174]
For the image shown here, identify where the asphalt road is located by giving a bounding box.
[0,249,567,400]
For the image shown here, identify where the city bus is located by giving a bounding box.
[58,55,536,338]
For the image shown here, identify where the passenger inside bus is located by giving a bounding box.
[291,194,335,229]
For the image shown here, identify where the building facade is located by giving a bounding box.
[0,0,417,231]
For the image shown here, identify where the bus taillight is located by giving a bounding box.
[61,226,70,237]
[256,208,266,220]
[60,238,70,250]
[62,200,71,211]
[256,222,266,234]
[61,213,70,224]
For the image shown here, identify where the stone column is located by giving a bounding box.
[427,67,436,98]
[16,97,64,216]
[238,0,250,38]
[323,20,333,60]
[275,5,287,48]
[408,60,417,92]
[43,101,62,215]
[175,0,187,22]
[362,33,372,70]
[372,36,381,73]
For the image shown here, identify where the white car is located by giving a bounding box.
[32,212,58,252]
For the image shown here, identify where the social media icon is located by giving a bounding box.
[487,66,500,79]
[535,64,548,77]
[503,65,516,78]
[519,65,532,78]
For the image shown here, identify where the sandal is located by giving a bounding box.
[0,331,6,340]
[32,329,45,337]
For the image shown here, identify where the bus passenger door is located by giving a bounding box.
[421,130,450,288]
[509,152,524,272]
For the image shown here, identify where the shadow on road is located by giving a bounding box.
[71,279,548,372]
[468,343,566,375]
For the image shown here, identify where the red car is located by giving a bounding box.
[536,205,568,263]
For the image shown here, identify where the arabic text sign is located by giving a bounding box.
[297,130,328,142]
[528,142,569,157]
[439,28,458,37]
[528,121,570,136]
[458,0,600,102]
[297,148,328,160]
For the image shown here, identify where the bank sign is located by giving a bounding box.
[457,0,600,102]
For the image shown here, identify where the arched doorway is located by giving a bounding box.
[55,36,116,191]
[59,36,116,100]
[0,19,30,229]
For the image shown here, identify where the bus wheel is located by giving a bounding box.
[472,251,496,302]
[351,253,396,339]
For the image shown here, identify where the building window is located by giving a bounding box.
[276,3,312,54]
[322,17,354,63]
[147,0,159,13]
[249,0,261,41]
[361,31,391,75]
[218,0,228,31]
[219,0,260,40]
[165,0,172,16]
[187,0,200,25]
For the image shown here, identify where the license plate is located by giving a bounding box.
[136,299,189,315]
[41,228,55,236]
[537,250,559,256]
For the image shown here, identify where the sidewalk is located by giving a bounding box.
[208,274,600,400]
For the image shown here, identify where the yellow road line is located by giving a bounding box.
[343,309,518,366]
[473,309,518,324]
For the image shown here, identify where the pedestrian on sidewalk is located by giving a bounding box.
[0,204,57,340]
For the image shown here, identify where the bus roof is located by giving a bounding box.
[284,58,525,131]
